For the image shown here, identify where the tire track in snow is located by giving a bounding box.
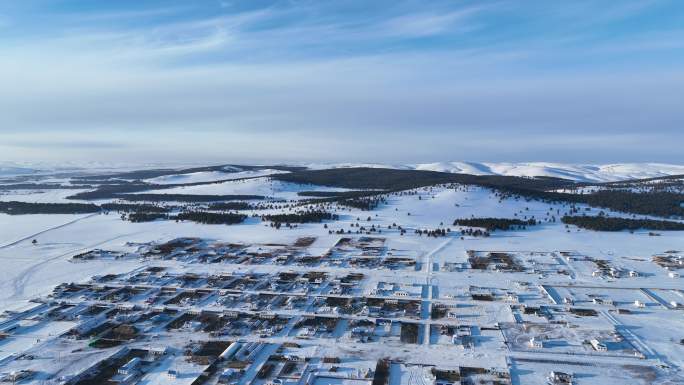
[0,213,99,249]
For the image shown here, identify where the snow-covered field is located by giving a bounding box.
[0,189,89,203]
[144,169,289,185]
[135,177,353,200]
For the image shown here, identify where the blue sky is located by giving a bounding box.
[0,0,683,164]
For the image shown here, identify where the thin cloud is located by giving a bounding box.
[0,0,682,163]
[377,6,485,38]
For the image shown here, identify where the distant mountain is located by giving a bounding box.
[409,162,684,182]
[302,162,684,182]
[0,165,41,177]
[3,161,683,183]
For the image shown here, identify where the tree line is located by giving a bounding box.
[128,212,169,222]
[101,203,169,213]
[0,201,175,215]
[262,211,338,225]
[561,215,684,231]
[0,201,100,215]
[337,197,385,210]
[207,202,254,210]
[114,193,265,203]
[176,211,247,225]
[453,217,537,231]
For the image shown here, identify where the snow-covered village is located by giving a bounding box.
[2,1,684,384]
[0,163,683,385]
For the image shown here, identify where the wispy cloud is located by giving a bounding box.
[0,0,683,163]
[5,138,128,150]
[377,6,485,38]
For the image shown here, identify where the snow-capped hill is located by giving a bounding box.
[3,161,682,183]
[145,169,290,184]
[592,163,684,181]
[304,162,409,171]
[411,162,684,182]
[0,166,40,177]
[301,161,684,182]
[413,162,496,175]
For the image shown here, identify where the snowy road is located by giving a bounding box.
[0,213,99,249]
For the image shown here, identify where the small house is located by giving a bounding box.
[590,339,607,352]
[529,337,543,349]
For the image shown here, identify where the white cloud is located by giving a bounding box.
[377,6,485,38]
[0,1,682,163]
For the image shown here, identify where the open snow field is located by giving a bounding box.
[0,320,76,361]
[144,169,289,185]
[135,177,354,200]
[0,189,90,203]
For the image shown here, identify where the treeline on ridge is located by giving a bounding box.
[0,201,175,215]
[337,197,385,210]
[66,183,155,200]
[453,217,537,231]
[496,188,684,218]
[275,167,575,192]
[113,193,265,202]
[0,201,100,215]
[582,191,684,218]
[0,183,88,190]
[65,176,269,200]
[121,210,248,224]
[101,203,169,213]
[176,211,247,225]
[279,168,684,218]
[299,190,388,210]
[68,184,266,202]
[262,211,338,224]
[128,212,169,222]
[207,202,254,210]
[561,215,684,231]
